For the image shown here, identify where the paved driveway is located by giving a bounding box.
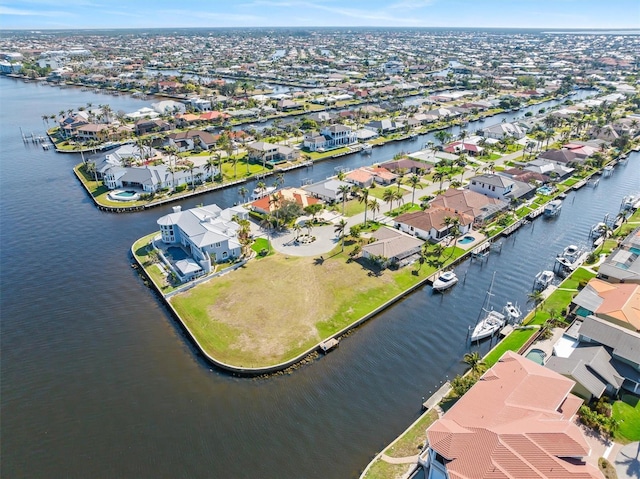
[615,442,640,479]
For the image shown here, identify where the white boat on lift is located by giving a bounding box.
[534,270,554,290]
[503,302,522,323]
[432,271,458,292]
[543,199,563,217]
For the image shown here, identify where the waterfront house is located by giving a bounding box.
[547,316,640,400]
[419,351,602,479]
[303,124,357,152]
[246,141,299,166]
[467,173,515,200]
[134,119,171,136]
[394,207,473,242]
[379,158,432,175]
[443,141,483,156]
[570,278,640,332]
[364,119,404,134]
[302,178,351,203]
[167,130,217,152]
[598,226,640,284]
[361,227,423,268]
[156,204,248,281]
[523,158,574,181]
[250,187,319,214]
[480,121,526,140]
[103,163,214,193]
[430,188,507,224]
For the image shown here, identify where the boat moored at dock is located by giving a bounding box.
[432,271,458,292]
[543,199,562,217]
[534,270,554,290]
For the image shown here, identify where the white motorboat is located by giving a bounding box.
[534,270,554,290]
[361,143,372,154]
[503,302,522,323]
[543,199,562,217]
[470,272,505,341]
[591,223,607,238]
[556,244,583,270]
[432,271,458,292]
[250,185,276,201]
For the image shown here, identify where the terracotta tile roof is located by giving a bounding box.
[425,351,602,479]
[585,279,640,331]
[431,188,505,219]
[250,187,318,213]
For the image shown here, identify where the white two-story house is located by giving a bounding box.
[303,124,357,152]
[156,204,248,281]
[468,173,514,200]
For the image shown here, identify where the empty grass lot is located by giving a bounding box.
[169,249,436,368]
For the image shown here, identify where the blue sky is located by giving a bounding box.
[1,0,639,29]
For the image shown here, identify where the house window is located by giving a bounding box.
[215,242,221,248]
[222,251,228,259]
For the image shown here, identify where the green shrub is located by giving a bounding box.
[175,183,187,192]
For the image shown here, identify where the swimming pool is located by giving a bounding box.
[167,246,188,261]
[108,189,140,201]
[537,186,554,196]
[525,348,546,365]
[458,235,475,245]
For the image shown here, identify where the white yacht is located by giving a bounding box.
[470,273,505,341]
[432,271,458,292]
[250,185,276,201]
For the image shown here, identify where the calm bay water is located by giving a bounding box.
[1,78,638,478]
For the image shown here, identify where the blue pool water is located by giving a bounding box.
[115,190,137,198]
[525,349,546,365]
[537,186,553,195]
[458,235,475,245]
[167,246,188,261]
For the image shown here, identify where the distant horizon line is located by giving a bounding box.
[2,26,640,32]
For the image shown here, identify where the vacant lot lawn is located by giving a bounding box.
[343,198,367,217]
[169,249,435,368]
[613,394,640,443]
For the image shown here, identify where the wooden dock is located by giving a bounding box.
[527,207,544,220]
[319,338,339,353]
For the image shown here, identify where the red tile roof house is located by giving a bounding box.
[419,351,603,479]
[250,187,319,214]
[444,141,484,156]
[395,207,474,242]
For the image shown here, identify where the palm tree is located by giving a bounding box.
[382,188,395,211]
[393,190,404,210]
[456,154,468,184]
[86,161,99,182]
[408,174,421,205]
[259,216,273,253]
[367,199,380,221]
[334,219,348,252]
[238,186,249,204]
[433,171,446,192]
[527,290,545,313]
[358,187,370,224]
[292,223,302,241]
[463,351,486,375]
[214,152,223,181]
[204,157,217,183]
[185,161,196,189]
[337,184,351,215]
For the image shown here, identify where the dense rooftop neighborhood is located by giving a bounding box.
[3,26,640,479]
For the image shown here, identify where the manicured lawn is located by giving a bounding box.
[368,186,394,200]
[613,394,640,443]
[384,409,438,458]
[362,461,406,479]
[307,146,351,160]
[385,203,421,217]
[484,328,538,367]
[561,267,596,290]
[343,198,367,217]
[168,247,438,368]
[132,234,177,294]
[251,238,273,258]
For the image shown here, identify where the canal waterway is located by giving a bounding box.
[1,77,638,479]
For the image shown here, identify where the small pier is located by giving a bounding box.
[501,218,527,236]
[422,381,451,411]
[527,207,544,220]
[471,242,490,260]
[319,338,339,353]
